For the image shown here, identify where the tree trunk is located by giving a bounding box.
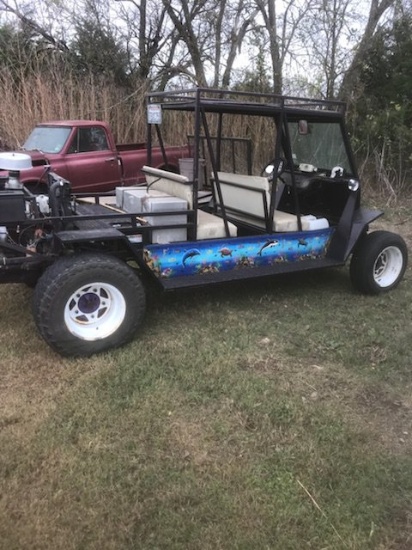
[161,0,208,86]
[339,0,396,102]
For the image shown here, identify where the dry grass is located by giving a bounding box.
[0,68,150,146]
[0,68,266,172]
[0,203,411,549]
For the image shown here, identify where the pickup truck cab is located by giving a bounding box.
[14,120,189,193]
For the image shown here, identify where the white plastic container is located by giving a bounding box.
[116,186,145,209]
[0,226,8,241]
[122,188,168,213]
[179,158,205,189]
[301,215,329,230]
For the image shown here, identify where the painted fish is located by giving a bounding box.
[258,239,279,256]
[182,249,201,266]
[298,238,308,247]
[219,247,233,257]
[161,268,173,278]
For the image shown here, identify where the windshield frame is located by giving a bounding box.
[284,118,356,178]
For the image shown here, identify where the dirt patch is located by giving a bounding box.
[372,201,412,248]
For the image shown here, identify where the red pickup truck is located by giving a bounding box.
[8,120,190,193]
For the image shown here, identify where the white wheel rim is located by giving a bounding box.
[64,282,126,341]
[373,246,404,288]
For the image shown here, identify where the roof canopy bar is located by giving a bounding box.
[147,87,346,114]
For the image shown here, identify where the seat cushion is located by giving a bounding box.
[273,210,300,232]
[197,210,237,240]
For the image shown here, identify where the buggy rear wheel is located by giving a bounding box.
[33,253,146,356]
[350,231,407,295]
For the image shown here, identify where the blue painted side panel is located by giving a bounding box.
[143,228,334,279]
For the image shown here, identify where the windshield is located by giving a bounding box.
[287,121,353,175]
[23,126,72,154]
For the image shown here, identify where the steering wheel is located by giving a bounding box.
[262,158,321,191]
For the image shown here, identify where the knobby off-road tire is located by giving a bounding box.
[350,231,408,295]
[33,253,146,356]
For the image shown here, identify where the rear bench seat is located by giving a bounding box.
[214,172,328,231]
[141,165,237,239]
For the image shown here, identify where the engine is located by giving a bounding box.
[0,152,74,254]
[0,152,30,225]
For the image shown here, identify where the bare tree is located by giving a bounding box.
[339,0,398,101]
[294,0,353,99]
[0,0,69,51]
[115,0,171,81]
[0,0,402,98]
[282,0,400,100]
[210,0,259,88]
[160,0,209,86]
[157,0,260,88]
[253,0,317,94]
[254,0,280,92]
[317,0,351,98]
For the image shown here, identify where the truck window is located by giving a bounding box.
[68,127,109,154]
[23,126,71,153]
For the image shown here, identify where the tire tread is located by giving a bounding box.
[33,253,146,356]
[350,230,407,294]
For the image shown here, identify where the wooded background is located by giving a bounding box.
[0,0,411,196]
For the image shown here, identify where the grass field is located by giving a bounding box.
[0,201,411,550]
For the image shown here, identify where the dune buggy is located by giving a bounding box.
[0,88,407,356]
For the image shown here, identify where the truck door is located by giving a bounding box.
[65,127,121,192]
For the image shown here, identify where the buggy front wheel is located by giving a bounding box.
[350,231,407,295]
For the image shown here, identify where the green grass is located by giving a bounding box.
[0,207,411,549]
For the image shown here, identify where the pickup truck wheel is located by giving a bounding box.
[350,231,407,295]
[32,253,146,356]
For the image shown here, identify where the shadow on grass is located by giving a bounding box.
[146,266,352,315]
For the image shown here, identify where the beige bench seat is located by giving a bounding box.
[142,165,237,239]
[214,172,328,231]
[197,209,237,239]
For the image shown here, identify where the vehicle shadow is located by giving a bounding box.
[145,266,351,317]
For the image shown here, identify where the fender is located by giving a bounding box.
[327,205,383,262]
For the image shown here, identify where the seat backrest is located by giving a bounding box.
[213,171,330,232]
[214,172,270,220]
[142,165,193,208]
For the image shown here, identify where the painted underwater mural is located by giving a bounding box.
[143,228,334,279]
